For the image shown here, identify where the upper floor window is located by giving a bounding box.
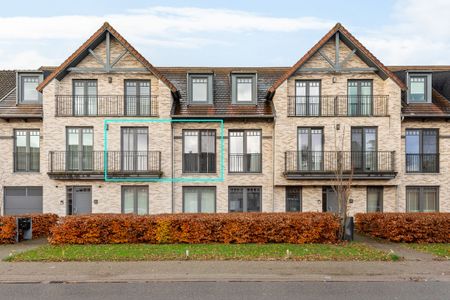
[348,80,373,116]
[18,74,42,104]
[14,129,40,172]
[229,130,262,173]
[125,80,151,116]
[405,129,439,173]
[183,130,216,173]
[189,74,213,104]
[407,73,431,103]
[73,80,97,116]
[232,74,256,104]
[295,80,320,116]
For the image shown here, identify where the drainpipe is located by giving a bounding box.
[171,121,174,213]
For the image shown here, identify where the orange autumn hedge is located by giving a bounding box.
[0,214,58,244]
[49,213,340,245]
[355,213,450,243]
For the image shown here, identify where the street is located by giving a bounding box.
[0,282,448,300]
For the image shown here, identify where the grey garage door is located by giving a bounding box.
[4,187,43,215]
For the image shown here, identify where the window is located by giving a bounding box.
[347,80,373,116]
[125,80,151,116]
[121,127,148,172]
[122,186,148,215]
[189,74,213,103]
[229,187,261,212]
[406,187,438,212]
[405,129,439,173]
[183,130,216,173]
[73,80,97,115]
[367,187,383,212]
[183,187,216,213]
[351,127,377,172]
[229,130,261,173]
[14,130,40,172]
[297,127,323,171]
[286,187,302,212]
[66,127,94,171]
[19,74,42,103]
[295,80,320,116]
[408,73,431,103]
[232,74,256,103]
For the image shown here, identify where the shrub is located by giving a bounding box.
[355,213,450,243]
[49,213,340,245]
[0,216,16,244]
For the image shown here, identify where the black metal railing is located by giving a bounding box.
[55,95,158,117]
[48,151,161,174]
[406,154,439,173]
[285,151,395,174]
[229,153,262,173]
[183,153,216,173]
[13,151,40,172]
[287,95,389,116]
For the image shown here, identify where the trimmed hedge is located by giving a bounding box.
[355,213,450,243]
[0,213,59,244]
[49,213,340,245]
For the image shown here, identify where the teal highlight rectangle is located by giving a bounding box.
[103,119,224,182]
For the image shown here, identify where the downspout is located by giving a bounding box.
[171,118,175,213]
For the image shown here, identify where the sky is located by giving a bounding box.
[0,0,449,69]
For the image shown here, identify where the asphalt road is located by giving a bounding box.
[0,282,449,300]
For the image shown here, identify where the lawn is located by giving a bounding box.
[5,243,397,262]
[407,244,450,259]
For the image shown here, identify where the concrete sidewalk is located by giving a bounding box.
[0,260,448,283]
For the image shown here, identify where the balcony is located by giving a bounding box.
[182,153,216,173]
[55,95,158,117]
[48,151,162,179]
[287,95,389,117]
[229,153,262,173]
[406,154,439,173]
[284,151,396,179]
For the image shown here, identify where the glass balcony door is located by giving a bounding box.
[66,128,94,171]
[121,127,148,172]
[351,127,377,172]
[125,80,151,116]
[73,80,97,116]
[348,80,372,116]
[297,128,323,171]
[295,80,320,116]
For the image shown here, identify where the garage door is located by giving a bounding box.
[4,187,43,215]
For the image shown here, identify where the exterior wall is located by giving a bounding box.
[0,120,44,215]
[397,119,450,212]
[172,120,274,213]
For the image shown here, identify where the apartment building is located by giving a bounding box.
[0,22,448,216]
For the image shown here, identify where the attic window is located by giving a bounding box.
[18,73,43,104]
[232,74,257,104]
[188,74,213,104]
[407,73,431,103]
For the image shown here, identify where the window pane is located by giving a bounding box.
[22,76,39,102]
[200,189,215,213]
[422,130,437,154]
[367,187,382,212]
[405,130,420,154]
[122,188,135,214]
[184,189,198,213]
[237,78,253,102]
[184,131,198,153]
[246,187,261,212]
[229,187,243,212]
[229,131,244,172]
[286,187,301,212]
[192,77,208,102]
[423,188,437,212]
[406,188,420,212]
[137,187,148,215]
[410,76,426,101]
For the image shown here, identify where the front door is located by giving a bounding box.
[67,186,92,215]
[323,187,338,213]
[121,127,148,172]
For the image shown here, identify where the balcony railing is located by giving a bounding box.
[14,151,40,172]
[229,153,262,173]
[55,95,158,117]
[406,154,439,173]
[182,153,216,173]
[284,151,396,179]
[287,95,389,117]
[48,151,162,179]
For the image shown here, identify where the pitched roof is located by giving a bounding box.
[36,22,177,93]
[268,23,406,95]
[160,67,287,118]
[0,70,43,119]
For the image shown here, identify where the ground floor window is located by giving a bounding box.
[121,186,148,215]
[183,187,216,213]
[406,186,439,212]
[229,186,261,212]
[367,187,383,212]
[286,186,302,212]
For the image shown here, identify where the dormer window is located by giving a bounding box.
[18,73,43,104]
[232,74,256,104]
[407,73,431,103]
[188,74,213,104]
